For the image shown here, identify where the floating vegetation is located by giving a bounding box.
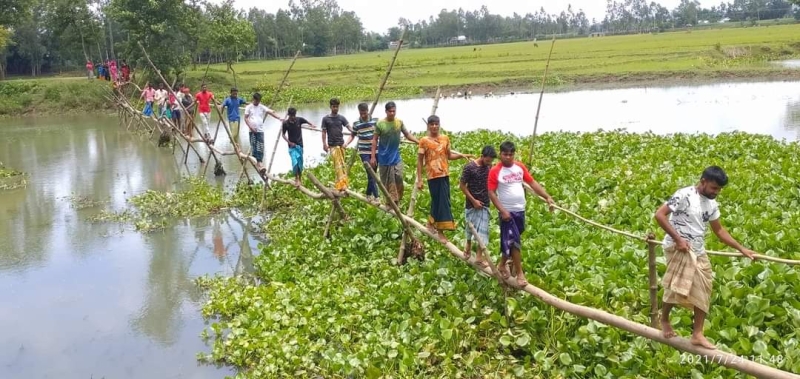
[0,162,26,190]
[197,130,800,378]
[90,177,266,232]
[62,194,109,210]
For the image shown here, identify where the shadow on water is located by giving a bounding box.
[0,80,799,378]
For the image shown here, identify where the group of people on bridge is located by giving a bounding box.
[138,86,760,350]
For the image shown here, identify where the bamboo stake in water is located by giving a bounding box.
[398,86,441,265]
[346,26,408,177]
[263,50,302,180]
[526,36,556,166]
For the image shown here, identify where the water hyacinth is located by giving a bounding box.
[198,130,800,378]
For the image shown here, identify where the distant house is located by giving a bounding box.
[447,35,468,45]
[719,17,731,23]
[387,40,408,49]
[589,32,606,37]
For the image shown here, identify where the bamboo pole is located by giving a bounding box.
[346,26,408,177]
[137,42,224,174]
[467,220,511,322]
[341,190,798,379]
[369,26,407,117]
[526,36,556,166]
[523,184,800,266]
[647,232,659,328]
[399,87,442,264]
[364,162,421,254]
[263,50,302,180]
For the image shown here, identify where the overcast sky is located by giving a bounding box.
[226,0,698,33]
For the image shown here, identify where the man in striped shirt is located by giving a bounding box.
[347,103,379,200]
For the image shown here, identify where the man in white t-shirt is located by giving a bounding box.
[487,141,554,288]
[154,83,168,119]
[655,166,756,350]
[244,92,283,174]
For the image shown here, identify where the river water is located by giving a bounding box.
[1,80,799,378]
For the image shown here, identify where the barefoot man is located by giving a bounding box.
[487,141,554,287]
[415,115,470,242]
[655,166,756,349]
[460,145,497,267]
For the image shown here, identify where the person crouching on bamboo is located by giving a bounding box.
[654,166,756,349]
[488,141,554,287]
[415,115,470,242]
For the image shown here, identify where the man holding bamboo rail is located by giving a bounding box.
[321,98,354,191]
[655,166,756,350]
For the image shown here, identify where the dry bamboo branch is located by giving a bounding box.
[307,172,347,218]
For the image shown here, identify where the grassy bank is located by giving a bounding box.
[186,24,800,103]
[0,77,113,117]
[2,24,800,116]
[196,129,800,378]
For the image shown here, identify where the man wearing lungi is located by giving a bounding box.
[459,145,497,268]
[488,141,554,287]
[282,107,316,186]
[415,115,470,242]
[655,166,756,349]
[321,98,353,191]
[371,101,419,204]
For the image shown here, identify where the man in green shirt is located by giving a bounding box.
[370,101,419,203]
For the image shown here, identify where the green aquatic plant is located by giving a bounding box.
[0,162,26,190]
[195,130,800,378]
[90,176,266,232]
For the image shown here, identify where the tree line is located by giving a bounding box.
[1,0,798,79]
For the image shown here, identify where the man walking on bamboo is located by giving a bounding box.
[655,166,756,350]
[371,101,418,204]
[487,141,554,287]
[460,145,497,268]
[222,88,248,135]
[282,107,316,186]
[416,115,469,242]
[348,103,379,201]
[321,98,353,191]
[195,84,215,144]
[244,93,283,175]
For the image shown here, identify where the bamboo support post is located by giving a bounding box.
[137,41,223,174]
[467,220,512,321]
[363,162,421,259]
[306,172,346,218]
[399,87,442,264]
[346,27,408,177]
[647,232,659,328]
[264,50,302,179]
[527,36,556,166]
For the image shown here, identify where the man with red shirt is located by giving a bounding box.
[195,84,215,143]
[85,60,94,80]
[487,141,555,287]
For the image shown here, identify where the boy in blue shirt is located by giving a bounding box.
[222,88,248,133]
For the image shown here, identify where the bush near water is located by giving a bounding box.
[195,130,800,378]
